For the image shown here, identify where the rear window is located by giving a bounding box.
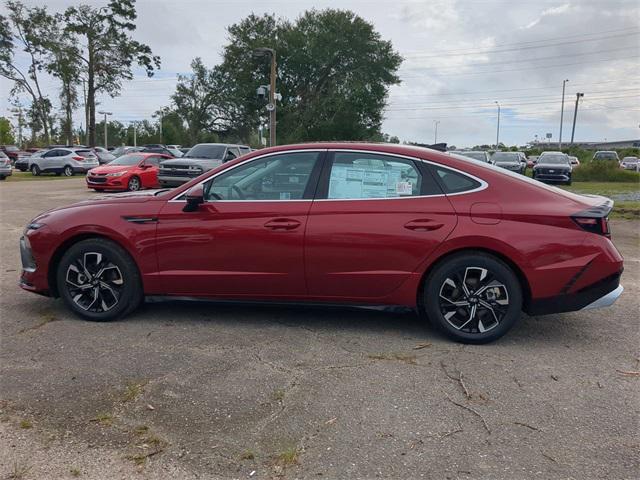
[594,152,618,160]
[434,166,481,194]
[75,150,95,158]
[184,145,226,159]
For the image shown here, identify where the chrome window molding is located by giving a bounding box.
[169,147,488,203]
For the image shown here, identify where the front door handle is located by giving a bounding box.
[264,218,301,230]
[404,219,444,232]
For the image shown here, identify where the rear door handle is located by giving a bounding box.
[404,219,444,232]
[264,218,301,230]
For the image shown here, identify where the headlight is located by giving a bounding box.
[106,171,126,177]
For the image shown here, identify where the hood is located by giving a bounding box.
[160,158,223,170]
[89,165,133,174]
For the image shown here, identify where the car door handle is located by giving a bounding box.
[404,220,444,232]
[264,218,301,230]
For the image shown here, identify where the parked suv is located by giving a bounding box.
[593,151,620,162]
[158,143,251,187]
[532,152,572,185]
[30,148,99,176]
[450,151,492,163]
[0,151,12,180]
[491,152,526,174]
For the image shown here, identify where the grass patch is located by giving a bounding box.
[273,446,300,467]
[18,419,32,429]
[561,181,639,197]
[127,430,167,466]
[122,381,146,402]
[572,161,640,183]
[368,352,418,365]
[611,201,640,220]
[90,413,113,426]
[272,389,286,402]
[5,171,80,182]
[70,467,81,477]
[239,449,255,460]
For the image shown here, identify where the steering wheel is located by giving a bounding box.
[232,185,245,199]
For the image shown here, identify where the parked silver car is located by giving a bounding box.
[620,156,639,171]
[0,151,12,180]
[491,151,527,174]
[30,148,99,176]
[93,147,116,164]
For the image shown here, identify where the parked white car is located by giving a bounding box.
[30,148,99,176]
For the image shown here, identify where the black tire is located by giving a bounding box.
[56,238,143,321]
[31,164,40,176]
[127,176,141,191]
[0,176,5,181]
[421,252,523,344]
[63,165,74,176]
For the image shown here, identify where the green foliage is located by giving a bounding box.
[0,117,15,144]
[217,9,402,143]
[572,161,640,183]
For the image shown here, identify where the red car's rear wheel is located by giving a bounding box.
[422,253,523,344]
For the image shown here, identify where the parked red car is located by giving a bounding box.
[20,143,623,343]
[86,153,170,191]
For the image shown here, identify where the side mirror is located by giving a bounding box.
[183,184,204,212]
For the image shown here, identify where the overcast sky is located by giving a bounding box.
[1,0,639,147]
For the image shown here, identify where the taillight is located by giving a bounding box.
[572,216,611,238]
[72,156,84,161]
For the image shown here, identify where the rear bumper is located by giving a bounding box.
[0,167,12,176]
[526,271,623,316]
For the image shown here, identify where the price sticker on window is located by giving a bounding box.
[396,182,413,195]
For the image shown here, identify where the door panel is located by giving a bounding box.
[156,201,312,297]
[155,150,324,298]
[305,151,457,299]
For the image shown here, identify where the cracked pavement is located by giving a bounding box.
[1,178,638,479]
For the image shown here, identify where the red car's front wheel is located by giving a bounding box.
[56,238,143,321]
[422,253,523,344]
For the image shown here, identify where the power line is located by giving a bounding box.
[402,26,639,56]
[404,30,640,58]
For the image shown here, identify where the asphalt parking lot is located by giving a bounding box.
[1,178,638,480]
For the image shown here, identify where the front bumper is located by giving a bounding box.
[158,175,193,187]
[86,175,126,190]
[534,172,571,182]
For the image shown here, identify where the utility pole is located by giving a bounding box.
[159,111,163,144]
[254,47,277,147]
[10,105,24,147]
[433,120,440,143]
[559,79,569,150]
[494,101,501,149]
[570,93,584,145]
[97,111,112,149]
[131,122,137,147]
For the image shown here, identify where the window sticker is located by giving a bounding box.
[396,181,413,195]
[279,192,291,200]
[329,163,414,199]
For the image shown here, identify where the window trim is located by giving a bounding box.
[169,148,488,203]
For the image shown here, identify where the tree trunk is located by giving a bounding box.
[87,40,96,147]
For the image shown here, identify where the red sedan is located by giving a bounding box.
[20,143,623,343]
[86,153,170,191]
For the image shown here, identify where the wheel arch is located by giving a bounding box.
[417,246,533,312]
[47,232,140,297]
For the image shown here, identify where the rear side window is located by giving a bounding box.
[326,152,425,199]
[75,150,94,157]
[433,166,481,194]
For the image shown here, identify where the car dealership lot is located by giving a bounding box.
[1,178,638,479]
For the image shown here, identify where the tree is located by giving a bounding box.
[218,9,402,143]
[171,58,232,145]
[0,1,56,143]
[61,0,160,146]
[0,117,16,144]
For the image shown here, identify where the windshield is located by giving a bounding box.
[492,152,520,163]
[595,152,618,160]
[184,145,226,159]
[539,155,569,165]
[109,153,144,166]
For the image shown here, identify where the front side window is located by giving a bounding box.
[327,152,423,199]
[204,151,320,201]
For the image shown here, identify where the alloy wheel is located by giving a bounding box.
[64,166,73,176]
[438,266,509,334]
[65,252,124,313]
[128,177,140,191]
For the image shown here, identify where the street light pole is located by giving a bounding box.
[570,93,584,145]
[131,122,137,147]
[254,47,277,147]
[433,120,440,143]
[97,111,112,149]
[559,79,569,150]
[495,101,501,149]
